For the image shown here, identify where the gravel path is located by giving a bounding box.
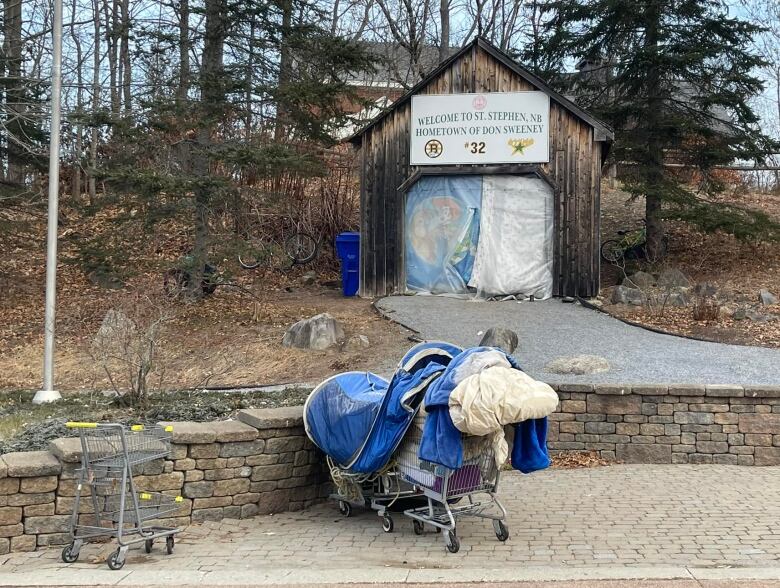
[376,296,780,385]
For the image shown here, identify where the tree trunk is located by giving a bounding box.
[70,0,84,198]
[104,0,120,115]
[4,0,24,184]
[177,0,190,104]
[120,0,131,113]
[643,1,665,261]
[189,0,226,299]
[89,0,101,204]
[439,0,449,64]
[275,0,292,141]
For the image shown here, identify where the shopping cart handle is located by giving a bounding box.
[65,422,98,429]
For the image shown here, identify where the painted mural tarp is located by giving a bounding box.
[405,174,553,299]
[405,176,482,295]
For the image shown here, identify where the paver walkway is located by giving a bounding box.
[3,465,780,585]
[376,296,780,385]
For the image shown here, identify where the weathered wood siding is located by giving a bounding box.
[358,42,604,298]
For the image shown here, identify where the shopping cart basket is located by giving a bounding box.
[395,428,509,553]
[328,457,424,532]
[61,422,182,570]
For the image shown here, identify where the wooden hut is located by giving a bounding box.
[349,37,613,299]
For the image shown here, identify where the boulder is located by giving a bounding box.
[611,285,646,306]
[759,289,777,306]
[655,287,690,307]
[92,310,136,355]
[693,282,718,298]
[546,355,610,375]
[478,327,519,354]
[344,334,370,351]
[282,313,344,350]
[745,309,778,323]
[657,268,691,289]
[623,271,655,290]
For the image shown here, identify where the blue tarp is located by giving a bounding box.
[405,176,482,294]
[303,343,458,473]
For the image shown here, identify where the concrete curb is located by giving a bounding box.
[6,565,780,586]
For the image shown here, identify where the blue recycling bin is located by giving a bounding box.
[335,232,360,296]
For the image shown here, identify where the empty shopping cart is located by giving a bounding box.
[61,422,182,570]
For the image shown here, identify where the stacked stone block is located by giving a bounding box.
[0,406,326,554]
[547,384,780,465]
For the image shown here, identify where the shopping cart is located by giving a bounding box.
[61,422,182,570]
[395,428,509,553]
[328,457,423,532]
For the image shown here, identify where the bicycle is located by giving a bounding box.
[600,221,668,264]
[236,216,319,270]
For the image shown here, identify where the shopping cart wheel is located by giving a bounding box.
[382,514,394,533]
[145,539,153,553]
[338,500,352,517]
[412,520,424,535]
[493,520,510,542]
[107,549,125,570]
[166,536,175,555]
[61,543,79,563]
[445,530,460,554]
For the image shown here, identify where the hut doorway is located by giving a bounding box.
[404,174,554,299]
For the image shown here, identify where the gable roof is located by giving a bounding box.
[348,37,614,145]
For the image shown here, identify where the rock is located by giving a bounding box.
[733,307,748,320]
[611,285,646,305]
[623,271,655,290]
[92,310,136,357]
[282,313,344,350]
[745,309,777,323]
[87,270,124,290]
[657,268,691,289]
[759,289,777,305]
[2,452,61,477]
[693,282,718,298]
[344,334,370,351]
[478,327,519,354]
[212,420,258,443]
[301,271,317,286]
[546,355,610,375]
[48,438,82,464]
[654,287,690,307]
[237,406,304,430]
[157,422,217,444]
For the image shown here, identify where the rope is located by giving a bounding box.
[327,456,403,507]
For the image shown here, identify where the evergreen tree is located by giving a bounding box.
[535,0,780,257]
[95,0,375,298]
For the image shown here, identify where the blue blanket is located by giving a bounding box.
[419,347,551,473]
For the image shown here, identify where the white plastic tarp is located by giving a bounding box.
[468,175,554,299]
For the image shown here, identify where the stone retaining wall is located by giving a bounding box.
[0,406,327,555]
[547,384,780,465]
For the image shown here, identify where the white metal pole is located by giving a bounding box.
[33,0,64,404]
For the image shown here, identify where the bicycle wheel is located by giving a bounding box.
[238,241,274,270]
[284,232,318,264]
[600,239,624,264]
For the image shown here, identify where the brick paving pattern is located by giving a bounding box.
[2,464,780,579]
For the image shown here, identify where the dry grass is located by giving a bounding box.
[600,184,780,347]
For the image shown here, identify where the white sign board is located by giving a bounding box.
[410,92,550,166]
